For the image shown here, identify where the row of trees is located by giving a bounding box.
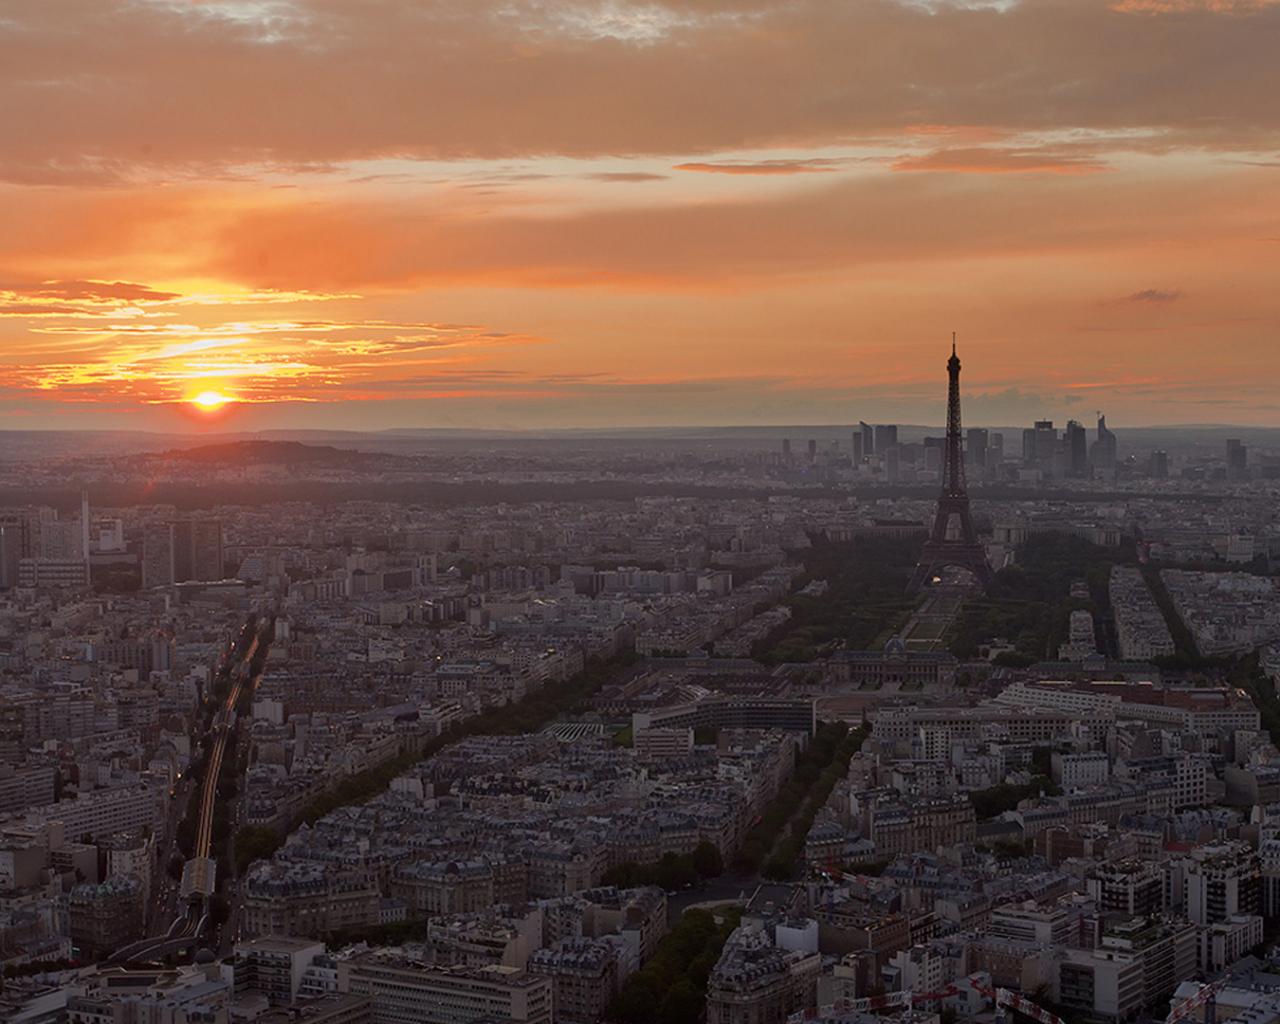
[229,653,643,928]
[753,536,922,664]
[732,721,866,876]
[969,776,1059,820]
[1139,564,1236,672]
[950,533,1133,662]
[601,841,724,891]
[294,652,636,827]
[761,724,869,880]
[606,907,742,1024]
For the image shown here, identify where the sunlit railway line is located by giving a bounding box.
[194,633,259,859]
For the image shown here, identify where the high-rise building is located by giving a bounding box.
[850,431,863,465]
[884,445,900,483]
[988,432,1005,477]
[781,439,791,462]
[1150,450,1169,479]
[1226,438,1248,481]
[966,428,988,480]
[0,524,21,590]
[142,523,175,589]
[806,439,817,463]
[0,510,36,560]
[860,421,874,458]
[923,437,944,475]
[1091,414,1118,476]
[1172,842,1261,926]
[39,518,82,560]
[1064,420,1089,478]
[1021,428,1037,466]
[141,517,223,588]
[172,519,225,583]
[1034,420,1057,465]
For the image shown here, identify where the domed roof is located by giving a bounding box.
[194,947,217,964]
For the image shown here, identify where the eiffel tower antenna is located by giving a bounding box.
[908,336,994,592]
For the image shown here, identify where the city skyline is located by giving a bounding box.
[8,6,1280,1020]
[1,1,1279,431]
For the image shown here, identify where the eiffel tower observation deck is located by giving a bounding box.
[908,336,995,593]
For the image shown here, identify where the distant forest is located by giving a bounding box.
[0,478,1232,513]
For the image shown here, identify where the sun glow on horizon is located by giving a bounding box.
[191,390,233,410]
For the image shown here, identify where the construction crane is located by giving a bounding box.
[1166,979,1227,1024]
[787,990,912,1022]
[787,982,1065,1024]
[993,988,1067,1024]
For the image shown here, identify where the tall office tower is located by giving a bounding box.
[1150,450,1169,479]
[0,524,20,589]
[1090,414,1118,475]
[172,518,225,582]
[874,424,898,454]
[38,518,81,559]
[0,510,35,559]
[908,337,994,592]
[966,428,988,480]
[1065,420,1089,478]
[1021,427,1037,466]
[860,421,874,458]
[1226,438,1248,481]
[988,432,1005,478]
[1033,420,1057,465]
[850,432,864,465]
[142,523,175,588]
[806,439,817,463]
[923,443,942,473]
[884,444,900,482]
[781,439,791,461]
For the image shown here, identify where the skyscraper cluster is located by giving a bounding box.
[1017,415,1115,482]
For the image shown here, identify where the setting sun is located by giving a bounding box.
[192,391,232,410]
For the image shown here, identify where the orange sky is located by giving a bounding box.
[1,0,1278,431]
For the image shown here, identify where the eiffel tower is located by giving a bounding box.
[908,336,994,593]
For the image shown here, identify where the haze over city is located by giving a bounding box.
[9,6,1280,1024]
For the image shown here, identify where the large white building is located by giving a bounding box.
[1052,752,1110,790]
[338,954,552,1024]
[2,785,164,843]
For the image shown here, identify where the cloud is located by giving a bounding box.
[1122,288,1183,303]
[1111,1,1280,12]
[674,159,844,175]
[891,147,1109,175]
[2,0,1280,184]
[185,165,1274,292]
[0,279,184,319]
[0,305,547,407]
[583,172,669,182]
[0,279,181,302]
